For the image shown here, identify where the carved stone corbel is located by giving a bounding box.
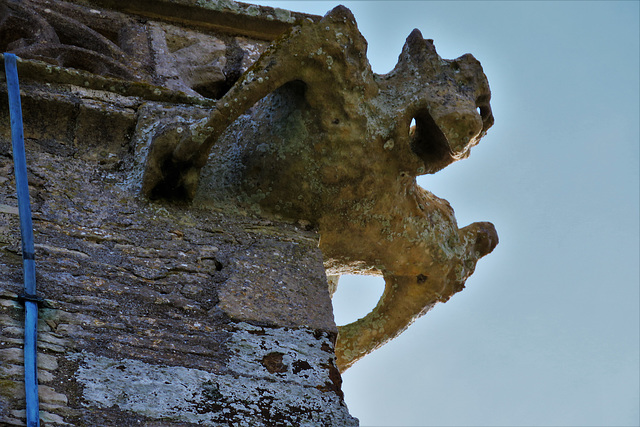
[141,5,498,371]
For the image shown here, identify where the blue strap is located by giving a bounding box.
[5,52,40,427]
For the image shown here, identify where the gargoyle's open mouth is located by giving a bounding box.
[409,108,454,174]
[409,97,494,175]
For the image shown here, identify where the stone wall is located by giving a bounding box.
[0,0,357,425]
[0,0,498,424]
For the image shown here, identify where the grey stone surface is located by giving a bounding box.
[0,0,354,424]
[68,322,355,426]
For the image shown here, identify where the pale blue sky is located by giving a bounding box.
[253,1,639,426]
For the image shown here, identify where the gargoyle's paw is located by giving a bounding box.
[460,221,498,258]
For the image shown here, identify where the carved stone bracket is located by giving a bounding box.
[141,6,498,371]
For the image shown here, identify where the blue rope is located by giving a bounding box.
[4,53,40,427]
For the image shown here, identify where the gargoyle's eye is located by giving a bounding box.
[409,108,453,172]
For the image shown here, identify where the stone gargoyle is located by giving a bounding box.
[142,6,498,372]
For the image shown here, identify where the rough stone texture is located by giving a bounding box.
[0,0,299,100]
[0,0,498,423]
[66,323,348,426]
[0,0,357,425]
[0,142,353,425]
[141,5,498,370]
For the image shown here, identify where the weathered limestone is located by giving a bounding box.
[0,0,498,424]
[0,0,357,424]
[0,145,354,424]
[142,5,498,370]
[0,0,284,99]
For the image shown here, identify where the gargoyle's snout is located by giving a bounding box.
[450,53,495,140]
[408,104,486,173]
[435,109,485,157]
[430,54,494,160]
[398,34,494,174]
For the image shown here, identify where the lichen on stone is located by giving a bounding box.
[67,322,357,426]
[137,5,499,371]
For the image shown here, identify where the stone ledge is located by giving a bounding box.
[81,0,321,40]
[0,54,216,107]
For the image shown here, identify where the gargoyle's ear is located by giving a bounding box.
[396,29,439,70]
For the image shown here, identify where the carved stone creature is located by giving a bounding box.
[142,6,498,371]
